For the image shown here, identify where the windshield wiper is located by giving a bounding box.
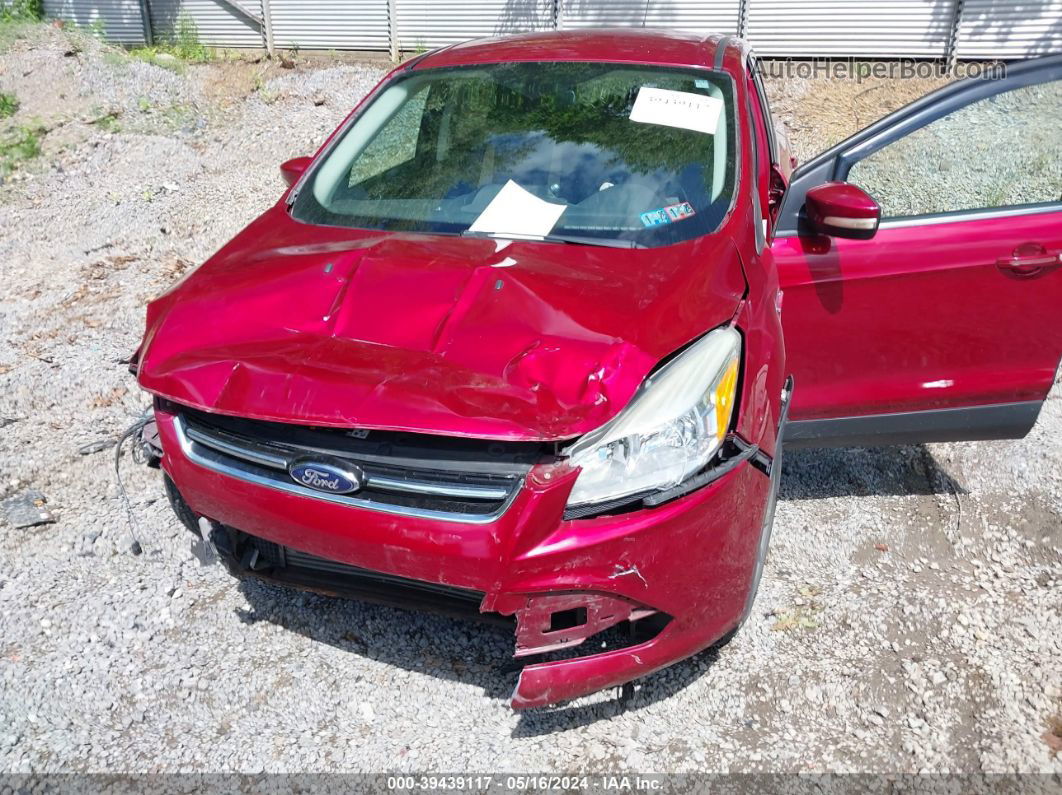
[461,230,645,249]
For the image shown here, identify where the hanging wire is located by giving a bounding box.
[114,407,154,555]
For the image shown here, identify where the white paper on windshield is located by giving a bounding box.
[468,180,567,238]
[629,87,723,135]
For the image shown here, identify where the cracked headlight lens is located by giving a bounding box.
[565,326,741,510]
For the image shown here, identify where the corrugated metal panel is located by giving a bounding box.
[956,0,1062,58]
[148,0,263,49]
[395,1,555,49]
[746,0,956,57]
[269,0,389,50]
[559,0,739,34]
[43,0,146,44]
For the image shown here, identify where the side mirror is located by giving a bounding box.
[805,181,880,240]
[280,156,312,188]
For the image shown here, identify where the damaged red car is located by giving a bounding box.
[132,30,1062,708]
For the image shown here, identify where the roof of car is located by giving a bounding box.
[412,28,743,75]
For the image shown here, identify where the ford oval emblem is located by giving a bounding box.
[288,457,365,495]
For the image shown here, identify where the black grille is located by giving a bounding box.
[230,529,503,623]
[176,407,550,521]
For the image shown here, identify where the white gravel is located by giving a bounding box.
[0,25,1060,775]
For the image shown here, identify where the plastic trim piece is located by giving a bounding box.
[562,434,762,520]
[211,526,507,626]
[783,400,1043,449]
[740,374,792,621]
[714,36,732,70]
[643,437,760,507]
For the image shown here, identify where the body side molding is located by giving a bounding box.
[784,401,1043,448]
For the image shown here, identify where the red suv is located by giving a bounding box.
[132,30,1062,709]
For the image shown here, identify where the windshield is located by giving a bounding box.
[291,62,737,248]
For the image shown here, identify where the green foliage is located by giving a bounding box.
[0,122,43,178]
[252,73,279,105]
[129,48,181,71]
[129,13,212,68]
[0,0,42,22]
[92,112,121,133]
[0,91,18,118]
[159,103,196,130]
[172,14,211,61]
[0,0,41,51]
[102,50,127,67]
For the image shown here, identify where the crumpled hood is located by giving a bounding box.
[137,207,746,440]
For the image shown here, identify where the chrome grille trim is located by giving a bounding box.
[363,473,509,501]
[184,424,289,470]
[173,415,522,524]
[183,421,511,501]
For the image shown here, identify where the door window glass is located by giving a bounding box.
[847,80,1061,219]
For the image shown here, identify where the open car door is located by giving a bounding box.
[772,54,1062,447]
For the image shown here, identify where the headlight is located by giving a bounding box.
[565,326,741,510]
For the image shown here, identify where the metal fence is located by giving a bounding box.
[40,0,1062,59]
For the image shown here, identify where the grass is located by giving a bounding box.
[0,122,44,178]
[129,14,212,69]
[0,0,42,22]
[0,19,31,52]
[86,17,106,39]
[0,92,18,118]
[92,112,121,133]
[0,0,42,53]
[252,73,279,105]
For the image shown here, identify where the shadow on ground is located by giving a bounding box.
[231,444,959,732]
[781,443,964,501]
[234,576,723,735]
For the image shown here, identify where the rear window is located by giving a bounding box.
[291,61,737,248]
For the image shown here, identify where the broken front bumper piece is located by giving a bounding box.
[155,399,776,709]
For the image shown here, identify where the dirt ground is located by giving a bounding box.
[0,23,1059,776]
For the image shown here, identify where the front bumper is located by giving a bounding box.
[155,404,774,709]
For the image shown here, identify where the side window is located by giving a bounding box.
[847,79,1061,219]
[347,87,430,187]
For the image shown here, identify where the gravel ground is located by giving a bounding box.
[1,26,1060,775]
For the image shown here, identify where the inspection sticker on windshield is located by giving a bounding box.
[629,87,723,135]
[640,202,695,227]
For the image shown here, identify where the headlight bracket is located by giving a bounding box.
[563,433,761,520]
